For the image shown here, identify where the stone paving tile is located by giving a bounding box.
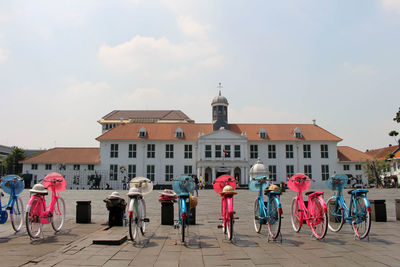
[103,259,131,267]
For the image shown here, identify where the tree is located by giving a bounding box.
[389,107,400,146]
[363,158,391,188]
[3,147,26,175]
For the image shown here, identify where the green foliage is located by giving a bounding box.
[3,147,26,175]
[389,130,398,137]
[363,159,392,187]
[394,107,400,123]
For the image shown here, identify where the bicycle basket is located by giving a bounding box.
[327,174,348,191]
[248,175,269,192]
[1,175,24,195]
[213,175,237,194]
[287,173,311,192]
[42,172,67,193]
[129,177,153,195]
[173,176,194,195]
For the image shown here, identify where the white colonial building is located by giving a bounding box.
[21,89,372,189]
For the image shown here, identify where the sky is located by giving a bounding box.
[0,0,399,152]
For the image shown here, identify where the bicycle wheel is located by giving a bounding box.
[253,199,262,233]
[10,197,24,232]
[181,217,186,242]
[129,200,139,241]
[26,197,43,238]
[51,197,65,232]
[352,196,371,239]
[267,197,281,239]
[327,197,344,232]
[310,197,328,239]
[140,199,146,235]
[291,198,302,232]
[226,216,234,241]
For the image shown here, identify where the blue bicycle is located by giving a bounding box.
[249,175,282,240]
[327,174,371,239]
[172,176,194,243]
[0,175,25,232]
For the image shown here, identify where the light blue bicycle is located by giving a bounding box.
[0,175,25,232]
[172,176,194,243]
[249,175,282,240]
[327,174,371,239]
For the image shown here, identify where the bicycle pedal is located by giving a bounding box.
[234,217,239,220]
[217,225,223,229]
[143,218,150,222]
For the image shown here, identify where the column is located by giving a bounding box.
[212,167,216,182]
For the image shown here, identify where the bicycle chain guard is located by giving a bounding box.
[0,210,8,224]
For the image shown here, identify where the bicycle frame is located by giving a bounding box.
[0,179,23,225]
[178,193,189,223]
[221,194,234,224]
[295,191,327,228]
[27,190,60,224]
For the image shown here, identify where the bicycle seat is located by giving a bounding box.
[305,191,315,196]
[264,189,281,196]
[348,189,369,195]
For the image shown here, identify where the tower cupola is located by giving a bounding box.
[211,83,229,131]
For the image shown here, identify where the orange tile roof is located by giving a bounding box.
[365,145,399,160]
[337,146,373,162]
[96,123,342,141]
[102,110,191,121]
[21,148,100,164]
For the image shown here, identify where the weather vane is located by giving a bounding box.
[217,82,223,95]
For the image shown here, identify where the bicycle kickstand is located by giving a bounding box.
[268,232,282,244]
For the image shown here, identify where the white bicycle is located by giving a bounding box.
[127,177,153,242]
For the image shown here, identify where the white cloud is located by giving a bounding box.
[0,48,6,63]
[343,62,378,75]
[381,0,400,14]
[177,16,210,40]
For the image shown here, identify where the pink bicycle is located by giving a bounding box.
[25,173,67,238]
[213,175,238,241]
[288,173,328,239]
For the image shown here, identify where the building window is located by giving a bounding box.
[234,145,241,158]
[45,164,52,170]
[268,145,276,159]
[250,145,258,159]
[128,144,137,158]
[303,144,311,158]
[343,165,350,171]
[286,144,294,158]
[269,165,277,181]
[321,165,329,181]
[165,165,174,181]
[184,165,192,175]
[205,145,212,158]
[88,165,94,171]
[59,164,66,171]
[110,144,119,158]
[224,145,231,158]
[184,145,192,159]
[215,145,222,158]
[109,164,118,180]
[138,127,146,138]
[355,164,362,171]
[286,165,294,179]
[147,144,155,158]
[176,127,183,138]
[304,165,312,178]
[147,165,155,181]
[128,165,136,179]
[166,144,174,158]
[31,164,38,170]
[73,164,80,170]
[321,144,329,158]
[259,128,267,139]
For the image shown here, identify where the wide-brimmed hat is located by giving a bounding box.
[30,184,48,194]
[189,195,198,209]
[268,184,280,192]
[108,191,122,199]
[127,188,142,197]
[220,185,237,195]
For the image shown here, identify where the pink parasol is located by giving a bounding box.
[287,173,311,192]
[42,172,67,193]
[213,175,237,194]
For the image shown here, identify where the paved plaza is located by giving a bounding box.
[0,188,399,267]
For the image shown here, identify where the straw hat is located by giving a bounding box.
[189,195,198,209]
[220,185,237,195]
[108,191,122,199]
[127,188,142,197]
[268,184,280,192]
[30,184,48,194]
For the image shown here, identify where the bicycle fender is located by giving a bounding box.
[128,199,135,218]
[317,196,328,213]
[274,197,283,214]
[362,196,371,210]
[226,197,234,216]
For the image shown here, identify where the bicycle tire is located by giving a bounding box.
[11,197,24,232]
[291,198,302,232]
[352,196,371,239]
[181,216,186,242]
[227,216,233,241]
[26,197,43,238]
[310,197,328,239]
[253,199,262,233]
[327,197,344,232]
[51,196,65,232]
[267,197,281,240]
[129,199,138,241]
[140,199,146,235]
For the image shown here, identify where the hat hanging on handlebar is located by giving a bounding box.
[42,172,67,193]
[213,175,237,194]
[287,173,311,192]
[1,175,24,195]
